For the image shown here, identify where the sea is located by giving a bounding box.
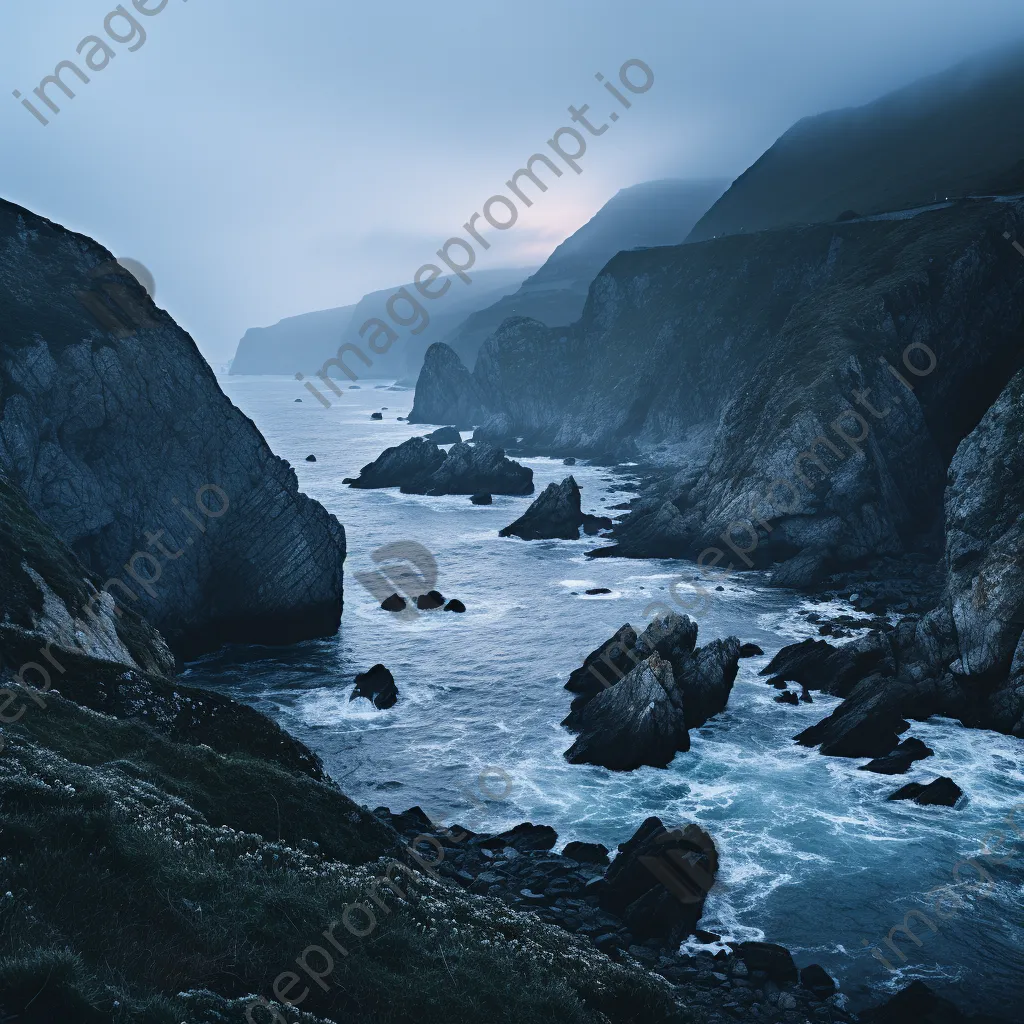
[187,374,1024,1017]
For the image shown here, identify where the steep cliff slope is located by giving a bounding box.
[440,179,727,368]
[415,198,1024,582]
[688,44,1024,242]
[0,198,347,657]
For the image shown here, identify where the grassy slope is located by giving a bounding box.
[0,691,689,1024]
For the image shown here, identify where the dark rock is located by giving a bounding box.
[424,426,462,445]
[381,593,407,612]
[795,677,911,757]
[738,643,764,658]
[443,599,466,613]
[564,614,739,770]
[734,942,798,984]
[499,476,610,540]
[860,980,974,1023]
[775,691,799,705]
[599,817,718,945]
[761,634,892,697]
[694,929,722,943]
[346,436,446,490]
[563,457,577,465]
[800,963,837,1000]
[349,385,361,389]
[888,776,963,807]
[470,492,492,505]
[416,590,445,610]
[860,737,934,774]
[565,652,687,771]
[294,398,302,402]
[562,841,609,865]
[419,442,533,496]
[305,454,317,462]
[371,411,383,419]
[483,823,558,852]
[350,664,398,709]
[586,588,612,595]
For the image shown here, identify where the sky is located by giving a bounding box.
[3,1,1024,367]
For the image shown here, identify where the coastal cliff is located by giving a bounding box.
[414,199,1024,585]
[0,198,347,657]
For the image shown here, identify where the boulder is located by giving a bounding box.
[481,822,558,852]
[503,478,609,540]
[859,737,934,774]
[599,817,718,944]
[350,664,398,709]
[562,841,609,865]
[586,588,612,595]
[888,776,963,806]
[860,980,975,1023]
[305,454,317,462]
[563,457,577,465]
[371,411,383,420]
[800,964,837,1000]
[380,593,407,612]
[345,436,446,489]
[416,590,445,610]
[775,690,799,705]
[470,492,492,505]
[734,942,798,984]
[423,426,462,445]
[443,599,466,613]
[738,643,764,657]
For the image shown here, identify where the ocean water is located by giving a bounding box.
[190,375,1024,1016]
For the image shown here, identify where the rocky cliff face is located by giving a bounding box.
[0,198,346,658]
[415,199,1024,585]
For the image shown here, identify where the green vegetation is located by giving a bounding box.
[0,691,690,1024]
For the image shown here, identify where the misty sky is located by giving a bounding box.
[3,1,1024,366]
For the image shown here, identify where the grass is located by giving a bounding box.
[0,691,691,1024]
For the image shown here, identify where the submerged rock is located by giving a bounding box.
[470,492,492,505]
[350,664,399,709]
[888,776,963,806]
[563,613,739,770]
[500,477,611,541]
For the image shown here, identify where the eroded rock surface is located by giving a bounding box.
[500,476,612,540]
[0,199,346,658]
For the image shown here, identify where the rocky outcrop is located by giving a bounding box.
[790,367,1024,756]
[350,663,398,709]
[499,476,612,540]
[408,342,487,427]
[346,438,532,495]
[563,613,740,770]
[859,737,933,774]
[413,197,1024,585]
[0,198,346,658]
